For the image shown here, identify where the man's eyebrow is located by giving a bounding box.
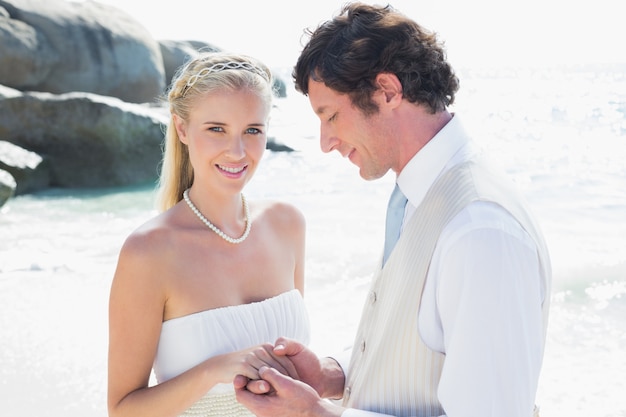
[314,105,328,116]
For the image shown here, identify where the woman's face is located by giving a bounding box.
[175,88,269,196]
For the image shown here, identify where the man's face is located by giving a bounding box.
[307,79,395,180]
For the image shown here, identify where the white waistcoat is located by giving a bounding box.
[342,158,551,416]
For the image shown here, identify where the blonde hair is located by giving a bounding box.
[155,52,274,212]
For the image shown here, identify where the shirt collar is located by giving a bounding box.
[396,114,471,208]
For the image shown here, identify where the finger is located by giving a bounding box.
[241,346,274,371]
[233,374,249,390]
[245,348,282,372]
[273,337,303,357]
[248,347,298,379]
[246,379,272,395]
[235,383,264,408]
[258,366,293,392]
[233,374,272,395]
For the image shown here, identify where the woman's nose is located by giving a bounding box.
[227,135,245,157]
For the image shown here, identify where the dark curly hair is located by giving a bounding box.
[293,2,459,115]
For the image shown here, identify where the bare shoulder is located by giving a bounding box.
[252,199,306,231]
[113,208,183,288]
[120,211,178,261]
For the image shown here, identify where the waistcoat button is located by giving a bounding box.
[369,291,377,304]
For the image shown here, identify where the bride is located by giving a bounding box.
[107,51,310,417]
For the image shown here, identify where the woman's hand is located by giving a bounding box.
[219,343,300,387]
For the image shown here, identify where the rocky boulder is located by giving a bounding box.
[0,0,165,103]
[0,168,16,207]
[0,140,49,195]
[159,39,221,89]
[0,91,167,188]
[0,84,21,99]
[0,1,294,209]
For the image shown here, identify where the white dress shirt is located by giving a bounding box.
[341,115,547,417]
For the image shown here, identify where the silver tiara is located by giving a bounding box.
[185,61,270,91]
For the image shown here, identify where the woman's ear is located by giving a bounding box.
[173,114,188,144]
[376,73,403,106]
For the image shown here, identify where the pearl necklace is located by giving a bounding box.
[183,189,251,244]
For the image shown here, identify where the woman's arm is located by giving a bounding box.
[107,228,300,417]
[107,230,208,417]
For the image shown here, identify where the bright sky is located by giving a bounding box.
[81,0,624,69]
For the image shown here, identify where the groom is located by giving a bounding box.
[236,3,551,417]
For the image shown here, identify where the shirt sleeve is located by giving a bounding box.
[427,201,545,417]
[330,347,352,375]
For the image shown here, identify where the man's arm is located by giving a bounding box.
[432,203,545,417]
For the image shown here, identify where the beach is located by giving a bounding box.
[1,65,625,416]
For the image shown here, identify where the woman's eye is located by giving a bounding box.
[329,113,337,122]
[246,127,262,135]
[208,126,224,133]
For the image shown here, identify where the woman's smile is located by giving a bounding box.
[217,164,248,178]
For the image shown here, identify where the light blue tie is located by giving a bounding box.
[383,184,407,265]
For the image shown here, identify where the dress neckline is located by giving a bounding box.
[163,289,301,324]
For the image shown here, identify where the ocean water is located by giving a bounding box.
[1,65,625,416]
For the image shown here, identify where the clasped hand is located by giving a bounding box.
[234,337,334,417]
[234,336,324,395]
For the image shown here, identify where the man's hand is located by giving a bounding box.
[271,337,326,394]
[271,337,346,399]
[235,366,344,417]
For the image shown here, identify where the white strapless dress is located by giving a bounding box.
[153,289,310,417]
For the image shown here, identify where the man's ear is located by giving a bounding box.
[376,73,403,106]
[173,114,188,144]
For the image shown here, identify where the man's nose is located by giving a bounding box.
[319,126,339,154]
